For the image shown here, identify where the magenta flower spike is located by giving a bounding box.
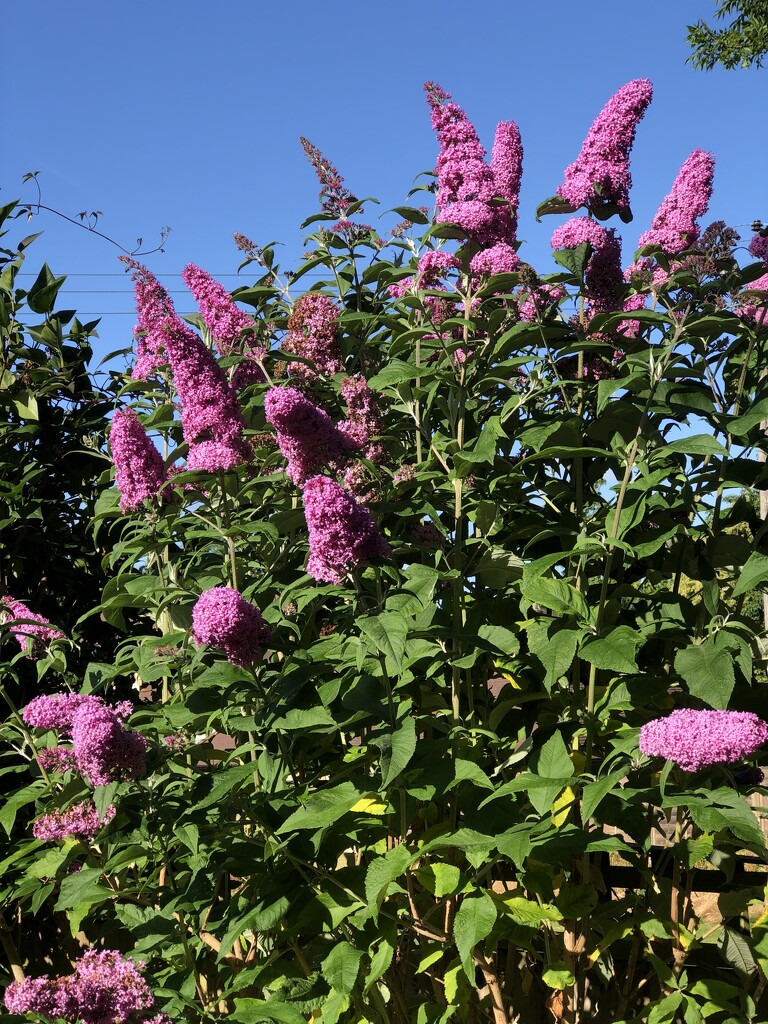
[110,408,167,512]
[192,586,270,666]
[639,708,768,772]
[265,386,352,485]
[181,263,255,356]
[302,475,389,584]
[638,149,715,255]
[1,598,64,657]
[557,78,653,218]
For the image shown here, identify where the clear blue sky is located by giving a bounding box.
[4,1,767,362]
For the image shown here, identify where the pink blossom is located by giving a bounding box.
[425,81,497,238]
[470,242,521,278]
[302,475,389,584]
[638,149,716,255]
[551,217,623,311]
[748,232,768,264]
[416,250,461,286]
[22,693,106,735]
[734,272,768,323]
[4,949,158,1024]
[1,598,64,657]
[71,703,147,787]
[120,258,175,380]
[32,801,115,842]
[339,375,383,462]
[557,78,653,214]
[110,408,167,512]
[265,386,352,485]
[640,709,768,772]
[490,120,523,238]
[284,292,344,378]
[182,263,255,355]
[187,437,251,472]
[192,586,270,666]
[160,314,248,470]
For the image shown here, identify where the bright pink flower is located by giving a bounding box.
[551,217,623,311]
[5,949,158,1024]
[557,79,653,214]
[160,314,248,470]
[490,120,523,237]
[32,801,115,842]
[22,693,106,735]
[181,263,255,355]
[640,709,768,772]
[71,703,147,787]
[284,292,344,377]
[110,408,167,512]
[192,586,270,666]
[470,242,521,278]
[638,149,715,255]
[734,272,768,323]
[425,81,497,238]
[1,598,64,657]
[416,250,461,286]
[303,475,389,584]
[748,232,768,264]
[265,386,352,485]
[120,258,175,380]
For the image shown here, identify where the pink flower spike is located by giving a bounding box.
[638,149,716,255]
[302,475,389,584]
[192,587,270,666]
[181,263,255,356]
[557,79,653,216]
[639,709,768,772]
[110,408,167,513]
[1,598,65,658]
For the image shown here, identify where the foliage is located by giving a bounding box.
[3,82,768,1024]
[687,0,768,69]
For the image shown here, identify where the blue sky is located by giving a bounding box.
[4,1,767,363]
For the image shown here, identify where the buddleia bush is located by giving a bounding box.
[3,77,768,1024]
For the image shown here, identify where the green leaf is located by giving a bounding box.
[552,242,591,278]
[534,731,573,780]
[555,884,597,919]
[453,892,497,981]
[499,896,562,927]
[390,205,430,225]
[364,935,396,992]
[365,844,413,920]
[415,863,462,899]
[358,611,408,672]
[279,782,363,832]
[12,389,39,420]
[718,926,757,983]
[581,772,624,824]
[368,359,423,389]
[580,626,641,675]
[321,941,364,995]
[732,551,768,597]
[663,434,729,458]
[0,782,45,836]
[526,620,580,690]
[675,637,735,708]
[232,999,307,1024]
[522,577,588,620]
[542,962,575,989]
[26,262,66,314]
[54,866,110,913]
[373,715,417,788]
